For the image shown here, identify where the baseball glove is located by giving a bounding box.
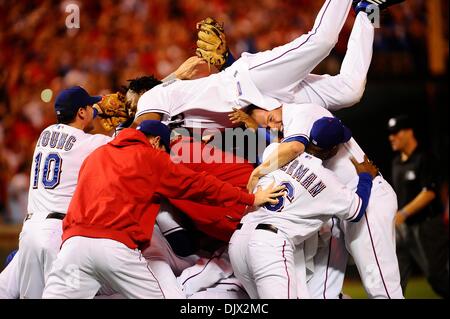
[195,17,228,69]
[94,92,135,132]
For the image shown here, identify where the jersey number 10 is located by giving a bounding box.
[32,152,63,189]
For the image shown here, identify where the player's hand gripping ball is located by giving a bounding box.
[196,17,228,69]
[94,92,134,132]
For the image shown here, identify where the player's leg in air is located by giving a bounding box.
[294,0,405,110]
[239,0,353,103]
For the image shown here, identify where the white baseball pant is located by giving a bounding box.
[306,218,349,299]
[229,223,310,299]
[43,236,166,299]
[143,225,199,299]
[294,11,375,110]
[17,216,63,299]
[177,246,237,298]
[241,0,353,103]
[308,177,404,299]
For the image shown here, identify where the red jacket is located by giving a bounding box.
[62,129,255,251]
[169,137,254,241]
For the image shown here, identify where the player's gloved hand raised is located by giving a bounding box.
[252,182,286,207]
[351,155,379,179]
[195,17,228,70]
[93,92,133,132]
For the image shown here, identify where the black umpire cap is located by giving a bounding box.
[387,115,414,134]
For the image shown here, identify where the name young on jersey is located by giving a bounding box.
[37,129,76,151]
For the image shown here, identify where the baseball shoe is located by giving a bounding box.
[354,0,405,14]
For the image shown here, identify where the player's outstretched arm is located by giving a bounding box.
[162,56,207,82]
[247,141,305,192]
[156,153,285,208]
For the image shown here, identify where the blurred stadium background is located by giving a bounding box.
[0,0,448,298]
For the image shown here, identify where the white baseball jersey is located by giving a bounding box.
[136,66,280,129]
[282,103,403,299]
[241,144,365,246]
[27,124,112,217]
[282,102,365,187]
[137,0,354,129]
[15,124,112,299]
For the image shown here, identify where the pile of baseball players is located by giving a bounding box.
[0,0,408,299]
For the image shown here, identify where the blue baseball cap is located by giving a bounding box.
[310,117,352,149]
[55,86,102,119]
[137,120,171,152]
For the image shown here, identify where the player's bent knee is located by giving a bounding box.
[336,84,366,110]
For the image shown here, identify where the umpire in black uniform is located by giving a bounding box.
[388,115,448,298]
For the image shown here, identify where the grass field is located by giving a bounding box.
[343,277,441,299]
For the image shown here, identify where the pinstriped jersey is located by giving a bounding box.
[27,124,111,218]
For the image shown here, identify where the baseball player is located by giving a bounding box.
[42,121,284,299]
[0,54,207,299]
[0,88,137,299]
[115,76,254,299]
[244,0,405,191]
[246,102,404,298]
[229,117,379,299]
[142,135,258,299]
[135,0,404,131]
[135,0,355,126]
[125,3,382,296]
[12,87,114,299]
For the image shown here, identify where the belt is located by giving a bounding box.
[24,213,66,222]
[236,223,278,234]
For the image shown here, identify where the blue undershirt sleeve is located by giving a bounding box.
[351,172,373,222]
